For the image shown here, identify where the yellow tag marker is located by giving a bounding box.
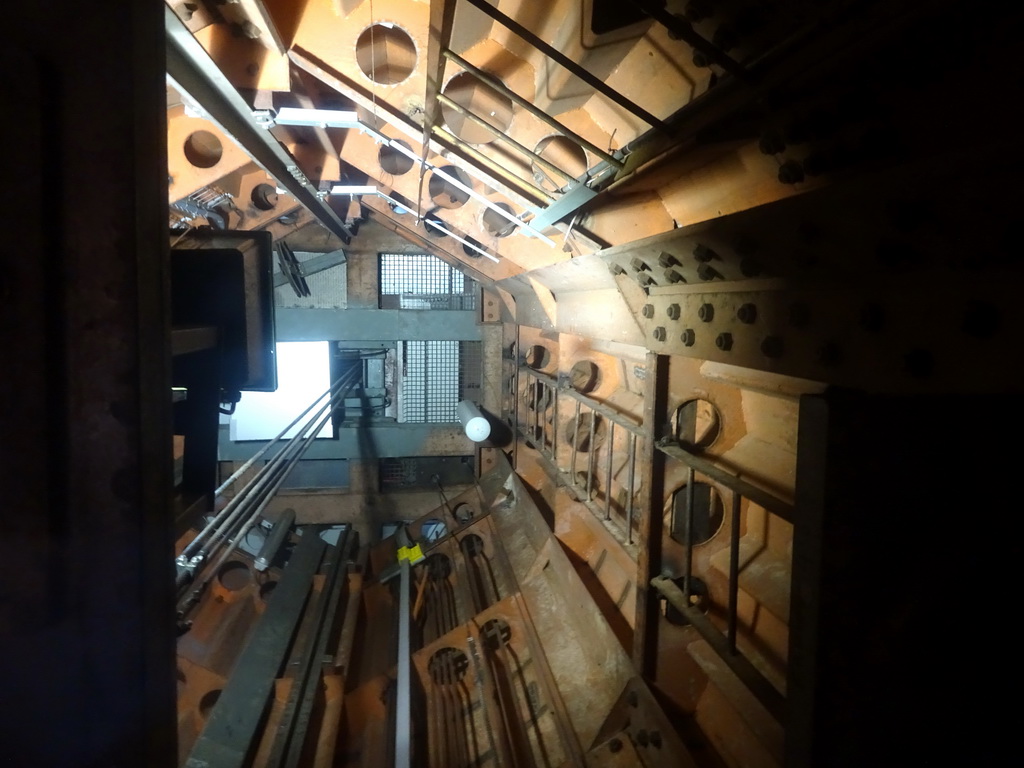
[397,543,424,564]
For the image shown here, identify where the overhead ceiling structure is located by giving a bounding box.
[6,1,1024,767]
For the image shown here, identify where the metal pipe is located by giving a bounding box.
[605,423,614,520]
[552,381,559,467]
[396,557,412,768]
[586,409,596,501]
[214,375,350,496]
[433,124,555,203]
[626,434,636,545]
[457,1,668,131]
[656,440,794,522]
[375,191,501,263]
[179,377,355,598]
[254,508,296,572]
[520,367,642,434]
[193,402,340,598]
[436,93,576,183]
[287,48,554,207]
[183,366,358,563]
[183,366,358,562]
[684,466,695,598]
[570,400,581,483]
[651,575,785,722]
[728,491,741,653]
[442,48,623,168]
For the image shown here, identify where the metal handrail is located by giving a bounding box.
[652,436,794,723]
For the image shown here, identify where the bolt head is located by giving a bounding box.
[667,303,681,320]
[697,263,719,281]
[657,251,678,268]
[664,269,684,283]
[737,303,757,323]
[693,244,716,262]
[653,327,667,341]
[642,303,655,318]
[698,304,714,322]
[716,332,733,351]
[630,257,649,272]
[681,328,696,346]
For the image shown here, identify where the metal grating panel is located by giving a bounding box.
[379,253,476,310]
[399,341,481,423]
[380,456,476,490]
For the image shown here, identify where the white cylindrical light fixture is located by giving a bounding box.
[457,400,491,442]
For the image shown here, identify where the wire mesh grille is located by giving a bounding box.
[400,341,482,423]
[380,457,419,488]
[379,253,476,310]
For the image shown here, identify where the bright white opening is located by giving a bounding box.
[231,341,333,441]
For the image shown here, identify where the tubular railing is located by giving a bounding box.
[517,365,643,546]
[651,438,792,723]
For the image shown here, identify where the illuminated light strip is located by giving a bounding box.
[329,185,379,195]
[272,106,361,127]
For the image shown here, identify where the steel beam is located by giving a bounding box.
[267,527,353,767]
[631,352,668,677]
[165,6,352,243]
[186,527,327,768]
[1,2,175,763]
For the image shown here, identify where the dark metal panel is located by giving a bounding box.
[2,1,175,764]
